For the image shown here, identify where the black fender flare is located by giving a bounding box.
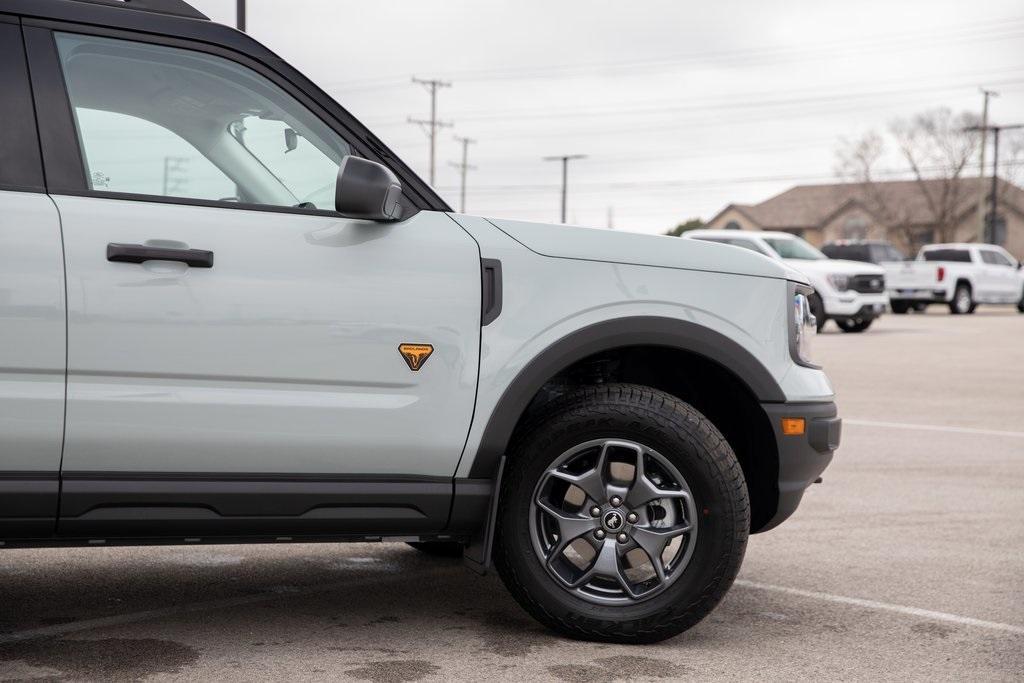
[466,315,785,478]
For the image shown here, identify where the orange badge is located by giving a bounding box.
[399,344,434,371]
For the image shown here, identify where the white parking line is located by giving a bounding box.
[0,567,447,645]
[845,418,1024,439]
[735,580,1024,636]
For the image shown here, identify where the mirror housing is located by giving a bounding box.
[335,155,402,222]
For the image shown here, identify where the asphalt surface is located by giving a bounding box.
[1,308,1022,682]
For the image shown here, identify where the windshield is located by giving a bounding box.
[762,237,827,260]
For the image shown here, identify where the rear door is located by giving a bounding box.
[26,26,481,537]
[980,249,1019,302]
[0,17,65,538]
[975,249,1004,302]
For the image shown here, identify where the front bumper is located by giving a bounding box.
[821,292,888,318]
[758,401,841,532]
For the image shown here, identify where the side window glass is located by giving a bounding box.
[727,239,765,254]
[74,109,236,200]
[55,32,352,211]
[989,251,1012,267]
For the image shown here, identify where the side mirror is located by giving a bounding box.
[335,155,402,222]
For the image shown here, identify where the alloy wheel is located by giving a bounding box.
[529,439,698,605]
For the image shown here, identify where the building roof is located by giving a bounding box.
[711,177,1024,230]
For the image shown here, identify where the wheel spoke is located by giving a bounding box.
[626,473,691,509]
[536,499,597,560]
[631,523,692,579]
[570,538,635,597]
[548,441,614,503]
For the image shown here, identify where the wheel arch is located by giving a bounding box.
[466,316,785,532]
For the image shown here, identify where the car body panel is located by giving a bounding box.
[55,195,481,478]
[486,218,804,282]
[0,191,67,473]
[449,215,835,479]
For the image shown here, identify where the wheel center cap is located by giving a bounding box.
[602,510,625,531]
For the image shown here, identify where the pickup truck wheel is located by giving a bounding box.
[836,318,873,333]
[890,300,910,314]
[494,383,748,644]
[406,541,464,557]
[950,284,973,315]
[809,292,826,332]
[1018,295,1024,313]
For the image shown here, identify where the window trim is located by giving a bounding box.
[21,18,445,216]
[0,19,46,193]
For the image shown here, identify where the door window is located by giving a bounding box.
[54,33,351,211]
[981,250,1013,267]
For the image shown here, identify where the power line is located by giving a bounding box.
[369,77,1024,141]
[543,155,587,223]
[407,77,452,185]
[448,136,476,213]
[436,159,1024,196]
[326,17,1024,91]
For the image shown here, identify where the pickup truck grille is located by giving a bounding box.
[850,274,885,293]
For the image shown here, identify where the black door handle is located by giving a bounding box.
[106,243,214,268]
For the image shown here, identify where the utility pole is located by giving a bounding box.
[162,156,189,196]
[236,0,245,31]
[965,122,1024,243]
[448,136,476,213]
[975,88,998,240]
[543,154,587,224]
[607,206,615,229]
[408,78,452,186]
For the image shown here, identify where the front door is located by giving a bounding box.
[38,29,481,536]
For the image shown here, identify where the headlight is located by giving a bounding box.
[790,285,818,367]
[826,273,850,291]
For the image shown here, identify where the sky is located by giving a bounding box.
[189,0,1024,234]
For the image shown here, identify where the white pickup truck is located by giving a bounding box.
[886,243,1024,314]
[685,230,888,332]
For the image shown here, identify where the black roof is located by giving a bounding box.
[66,0,208,20]
[0,0,259,56]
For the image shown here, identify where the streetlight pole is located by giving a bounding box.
[236,0,245,31]
[543,154,587,224]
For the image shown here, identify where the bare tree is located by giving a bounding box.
[836,108,981,247]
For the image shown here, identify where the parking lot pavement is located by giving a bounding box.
[1,311,1022,682]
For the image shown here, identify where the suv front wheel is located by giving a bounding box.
[494,384,748,643]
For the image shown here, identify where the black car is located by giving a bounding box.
[822,240,906,264]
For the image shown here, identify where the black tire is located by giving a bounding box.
[494,383,749,644]
[406,541,464,558]
[890,300,910,314]
[836,317,873,333]
[949,283,973,315]
[809,292,826,332]
[1018,295,1024,313]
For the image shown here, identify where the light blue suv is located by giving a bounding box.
[0,0,840,642]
